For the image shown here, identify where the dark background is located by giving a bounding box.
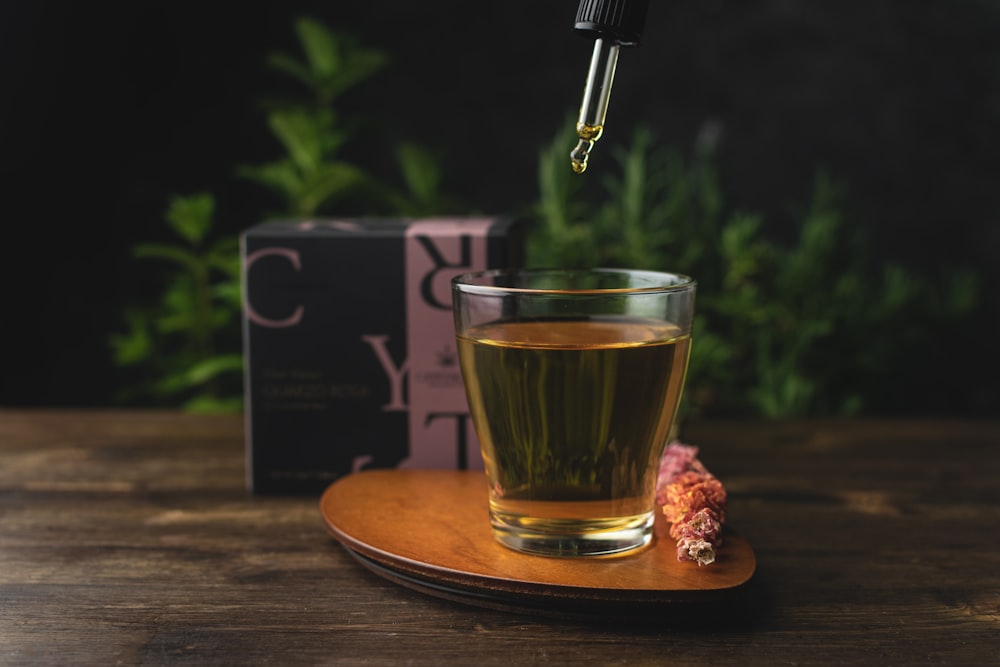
[1,0,998,413]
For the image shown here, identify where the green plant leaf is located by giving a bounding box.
[183,394,244,414]
[296,17,341,79]
[155,277,199,334]
[184,354,244,386]
[268,109,326,174]
[268,18,388,105]
[165,193,214,246]
[133,243,200,270]
[211,281,243,308]
[108,311,153,366]
[237,161,305,205]
[296,161,370,216]
[396,142,441,205]
[265,52,313,90]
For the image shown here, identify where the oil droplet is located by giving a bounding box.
[570,123,604,174]
[570,139,593,174]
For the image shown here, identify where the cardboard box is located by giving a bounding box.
[241,217,524,493]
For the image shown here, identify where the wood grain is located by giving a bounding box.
[320,469,754,611]
[1,410,998,666]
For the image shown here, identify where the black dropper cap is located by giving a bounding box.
[574,0,650,47]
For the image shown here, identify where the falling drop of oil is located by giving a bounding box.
[570,140,592,173]
[570,123,604,174]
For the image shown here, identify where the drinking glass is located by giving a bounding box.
[452,268,696,557]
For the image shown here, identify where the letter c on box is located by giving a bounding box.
[245,247,305,328]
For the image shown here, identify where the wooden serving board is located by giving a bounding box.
[320,470,755,618]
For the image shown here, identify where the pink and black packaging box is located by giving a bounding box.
[240,217,524,493]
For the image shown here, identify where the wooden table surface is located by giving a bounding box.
[1,410,997,665]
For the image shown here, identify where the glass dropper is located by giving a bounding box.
[569,0,650,174]
[570,38,619,174]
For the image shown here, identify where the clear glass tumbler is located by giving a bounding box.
[452,268,696,557]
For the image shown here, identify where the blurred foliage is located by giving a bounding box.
[109,194,243,412]
[111,18,985,418]
[527,119,981,419]
[110,17,458,411]
[238,17,458,218]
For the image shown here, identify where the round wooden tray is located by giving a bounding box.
[320,470,756,618]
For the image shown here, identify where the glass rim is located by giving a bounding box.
[452,267,696,296]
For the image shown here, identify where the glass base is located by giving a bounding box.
[489,510,655,557]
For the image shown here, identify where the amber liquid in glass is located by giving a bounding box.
[458,317,691,556]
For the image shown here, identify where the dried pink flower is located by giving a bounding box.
[661,471,727,524]
[656,441,728,566]
[668,508,722,545]
[677,537,716,566]
[655,441,705,504]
